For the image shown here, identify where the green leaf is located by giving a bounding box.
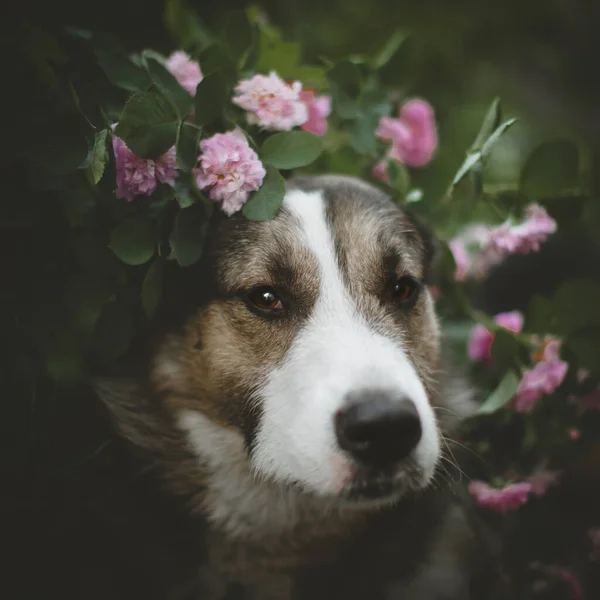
[471,97,502,152]
[141,260,164,319]
[109,216,157,266]
[242,165,285,221]
[66,275,116,335]
[225,11,254,66]
[525,295,558,335]
[169,203,209,267]
[567,326,600,374]
[451,152,482,188]
[480,118,517,159]
[520,140,580,198]
[327,61,361,119]
[195,72,227,127]
[86,129,109,184]
[261,131,323,170]
[176,122,201,171]
[173,180,197,208]
[490,329,521,368]
[45,333,85,382]
[93,300,133,361]
[554,279,600,336]
[371,29,406,70]
[164,0,213,51]
[115,92,179,159]
[94,36,152,92]
[386,162,410,197]
[255,24,300,76]
[144,55,194,116]
[477,371,520,415]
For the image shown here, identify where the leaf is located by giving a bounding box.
[567,327,600,374]
[194,72,227,127]
[490,329,521,368]
[45,333,85,382]
[371,29,406,70]
[255,24,300,76]
[144,55,194,117]
[94,35,152,92]
[386,162,410,196]
[66,275,116,336]
[520,140,580,198]
[554,279,600,336]
[525,295,558,335]
[109,216,157,266]
[141,260,164,319]
[451,152,482,188]
[471,97,502,152]
[93,300,133,361]
[164,0,213,51]
[260,131,323,170]
[169,203,209,267]
[176,122,201,172]
[242,165,285,221]
[477,371,520,415]
[327,61,361,119]
[86,129,109,184]
[115,92,179,159]
[480,118,517,159]
[225,11,254,66]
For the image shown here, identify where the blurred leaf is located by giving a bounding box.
[520,140,579,198]
[164,0,213,51]
[61,188,97,228]
[169,203,208,266]
[94,36,152,92]
[65,275,115,336]
[480,118,517,159]
[176,122,201,171]
[327,61,361,119]
[173,180,197,208]
[115,92,179,159]
[93,300,133,361]
[554,279,600,335]
[45,332,85,382]
[141,260,164,319]
[477,371,520,415]
[386,162,410,197]
[490,328,521,368]
[143,54,194,116]
[566,326,600,374]
[109,216,157,266]
[525,295,558,335]
[255,24,300,76]
[471,97,501,152]
[199,43,237,82]
[225,11,254,67]
[370,29,406,71]
[86,129,109,184]
[451,152,482,188]
[242,165,285,221]
[195,72,227,127]
[261,131,323,169]
[19,23,67,90]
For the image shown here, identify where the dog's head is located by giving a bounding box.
[97,175,467,536]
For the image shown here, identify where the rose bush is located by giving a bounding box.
[6,1,600,597]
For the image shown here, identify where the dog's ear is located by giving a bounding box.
[404,209,438,284]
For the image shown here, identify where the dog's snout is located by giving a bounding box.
[335,392,422,467]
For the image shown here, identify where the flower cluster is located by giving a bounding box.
[373,98,438,177]
[112,135,178,201]
[468,480,532,513]
[468,311,524,364]
[194,130,266,216]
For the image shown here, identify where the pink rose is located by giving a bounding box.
[299,89,331,136]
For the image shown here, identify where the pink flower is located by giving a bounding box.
[475,205,557,276]
[232,72,308,131]
[449,240,471,281]
[372,160,389,183]
[299,89,331,136]
[513,338,568,413]
[568,427,581,440]
[194,129,266,216]
[589,528,600,562]
[528,467,562,497]
[375,98,437,168]
[164,50,203,95]
[112,135,178,202]
[468,480,532,513]
[467,311,524,364]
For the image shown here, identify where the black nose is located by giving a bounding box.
[335,392,422,467]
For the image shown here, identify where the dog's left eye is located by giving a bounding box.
[247,286,284,313]
[392,276,420,306]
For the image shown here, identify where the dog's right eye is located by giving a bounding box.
[246,286,284,314]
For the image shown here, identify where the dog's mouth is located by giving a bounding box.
[340,461,424,506]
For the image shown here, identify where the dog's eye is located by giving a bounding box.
[247,286,284,313]
[392,276,420,306]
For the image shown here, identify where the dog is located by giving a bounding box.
[84,174,509,599]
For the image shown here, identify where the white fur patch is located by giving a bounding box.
[250,189,440,495]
